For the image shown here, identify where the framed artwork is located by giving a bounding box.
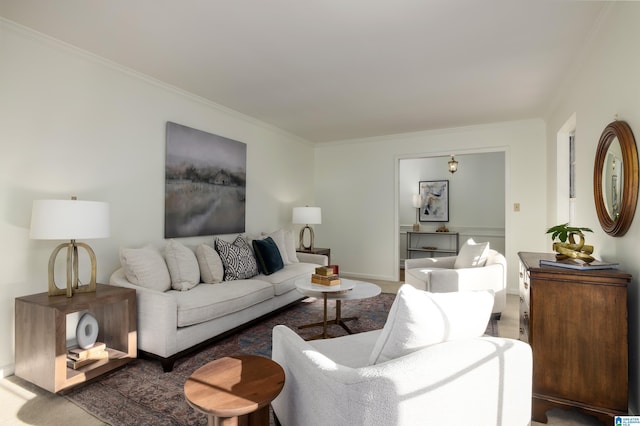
[419,180,449,222]
[165,122,246,238]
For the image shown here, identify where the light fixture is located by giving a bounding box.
[411,194,421,231]
[30,197,110,297]
[448,155,459,174]
[292,206,322,251]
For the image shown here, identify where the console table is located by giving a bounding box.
[14,284,137,393]
[518,252,629,424]
[406,231,459,259]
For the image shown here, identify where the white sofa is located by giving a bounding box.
[272,286,532,426]
[404,248,507,317]
[109,233,327,371]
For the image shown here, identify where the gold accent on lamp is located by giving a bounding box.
[30,197,110,297]
[292,206,321,251]
[448,155,459,174]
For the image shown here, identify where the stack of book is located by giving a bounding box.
[311,266,341,286]
[67,342,109,369]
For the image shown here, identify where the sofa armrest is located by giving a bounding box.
[109,268,178,357]
[272,325,532,426]
[405,255,456,270]
[296,252,328,266]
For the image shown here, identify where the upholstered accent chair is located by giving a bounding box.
[404,240,507,317]
[271,286,532,426]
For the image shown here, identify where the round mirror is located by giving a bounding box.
[593,121,639,236]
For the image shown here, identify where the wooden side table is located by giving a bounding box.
[184,355,285,426]
[296,247,331,264]
[14,284,137,393]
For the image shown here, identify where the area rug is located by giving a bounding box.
[65,293,498,425]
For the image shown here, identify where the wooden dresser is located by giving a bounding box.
[518,252,629,424]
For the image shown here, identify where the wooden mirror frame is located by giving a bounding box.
[593,120,639,236]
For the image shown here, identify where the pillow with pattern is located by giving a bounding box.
[215,235,259,280]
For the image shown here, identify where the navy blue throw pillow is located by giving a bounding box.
[252,237,284,275]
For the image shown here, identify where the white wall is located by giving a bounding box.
[398,153,505,260]
[0,20,315,373]
[314,120,548,289]
[399,153,505,229]
[545,2,640,413]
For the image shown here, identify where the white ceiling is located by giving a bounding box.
[0,1,608,142]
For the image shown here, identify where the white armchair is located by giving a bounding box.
[404,249,507,317]
[271,325,532,426]
[272,286,532,426]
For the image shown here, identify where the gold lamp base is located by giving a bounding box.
[48,240,97,298]
[299,225,315,251]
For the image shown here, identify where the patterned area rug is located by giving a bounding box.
[65,293,497,425]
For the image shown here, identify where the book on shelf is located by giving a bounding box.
[66,349,109,369]
[311,274,341,286]
[67,342,106,361]
[539,258,619,271]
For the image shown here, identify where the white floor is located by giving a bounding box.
[0,287,609,425]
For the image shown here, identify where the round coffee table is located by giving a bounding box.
[184,355,284,426]
[295,278,381,339]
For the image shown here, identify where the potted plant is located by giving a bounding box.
[546,223,594,262]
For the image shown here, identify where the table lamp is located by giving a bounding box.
[412,194,422,231]
[292,206,321,251]
[30,197,110,297]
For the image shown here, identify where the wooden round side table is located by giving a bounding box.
[184,355,285,426]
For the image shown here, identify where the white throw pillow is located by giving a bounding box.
[119,245,171,292]
[368,284,493,365]
[164,239,199,291]
[283,229,299,263]
[453,238,490,269]
[195,243,224,284]
[264,229,291,265]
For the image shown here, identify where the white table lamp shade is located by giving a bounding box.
[292,207,321,225]
[30,199,110,240]
[412,194,422,208]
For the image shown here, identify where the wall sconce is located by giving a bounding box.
[448,155,459,174]
[411,194,421,231]
[292,206,322,251]
[30,197,110,297]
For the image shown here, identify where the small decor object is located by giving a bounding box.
[30,197,110,297]
[546,223,594,263]
[76,312,100,349]
[311,266,341,286]
[292,206,322,250]
[419,180,449,222]
[67,341,108,369]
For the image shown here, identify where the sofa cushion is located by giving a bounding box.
[263,229,291,265]
[195,243,224,284]
[283,229,299,263]
[172,279,274,327]
[164,239,199,291]
[257,262,317,295]
[454,238,490,269]
[368,284,493,365]
[119,245,171,292]
[216,236,259,280]
[253,236,285,275]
